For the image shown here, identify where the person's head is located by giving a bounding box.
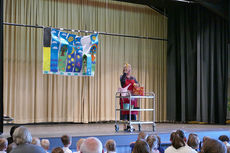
[187,133,200,150]
[170,132,176,142]
[170,132,185,149]
[146,135,158,151]
[123,63,131,75]
[61,135,72,147]
[52,147,64,153]
[31,137,40,146]
[203,136,211,143]
[133,139,150,153]
[9,126,20,137]
[138,132,148,140]
[201,138,227,153]
[13,126,32,145]
[80,137,102,153]
[176,129,186,142]
[219,135,230,143]
[77,138,86,151]
[41,139,50,151]
[202,136,210,146]
[0,138,8,151]
[105,139,116,152]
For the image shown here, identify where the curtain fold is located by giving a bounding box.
[0,0,3,133]
[3,0,167,123]
[167,3,229,124]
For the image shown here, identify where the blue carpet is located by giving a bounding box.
[45,130,230,153]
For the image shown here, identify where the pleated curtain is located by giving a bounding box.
[3,0,167,123]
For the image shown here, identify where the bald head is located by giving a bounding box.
[80,137,102,153]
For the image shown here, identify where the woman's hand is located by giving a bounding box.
[133,83,140,87]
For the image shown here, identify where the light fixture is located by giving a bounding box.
[172,0,195,3]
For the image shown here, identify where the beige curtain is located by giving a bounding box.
[3,0,167,124]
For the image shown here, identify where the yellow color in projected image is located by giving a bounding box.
[43,47,51,71]
[92,36,96,41]
[68,37,73,42]
[71,47,75,54]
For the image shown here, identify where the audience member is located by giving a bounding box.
[187,133,200,151]
[146,135,159,153]
[201,138,226,153]
[219,135,230,147]
[0,138,8,153]
[155,135,164,153]
[32,137,41,146]
[80,137,102,153]
[133,139,150,153]
[76,138,85,153]
[165,131,197,153]
[203,136,211,143]
[52,147,64,153]
[105,139,116,153]
[175,129,186,142]
[6,126,229,153]
[10,126,46,153]
[41,139,50,153]
[61,135,72,153]
[200,136,211,149]
[130,132,148,151]
[7,125,20,145]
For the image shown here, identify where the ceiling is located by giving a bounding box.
[115,0,229,20]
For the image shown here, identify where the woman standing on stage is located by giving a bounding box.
[120,63,139,131]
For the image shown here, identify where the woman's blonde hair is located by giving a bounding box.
[123,63,131,72]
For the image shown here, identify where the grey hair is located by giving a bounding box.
[13,126,32,145]
[41,139,50,150]
[80,137,102,153]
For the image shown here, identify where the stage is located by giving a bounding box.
[3,123,230,152]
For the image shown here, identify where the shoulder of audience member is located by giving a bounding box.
[165,145,176,152]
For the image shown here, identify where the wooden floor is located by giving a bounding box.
[2,122,230,138]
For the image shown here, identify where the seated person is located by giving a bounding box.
[133,139,150,153]
[187,133,200,152]
[105,139,116,153]
[61,135,72,153]
[80,137,102,153]
[202,138,226,153]
[146,135,160,153]
[130,132,148,152]
[52,147,64,153]
[219,135,230,147]
[41,139,50,153]
[10,126,46,153]
[165,130,197,153]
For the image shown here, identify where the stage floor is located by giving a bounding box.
[3,122,230,138]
